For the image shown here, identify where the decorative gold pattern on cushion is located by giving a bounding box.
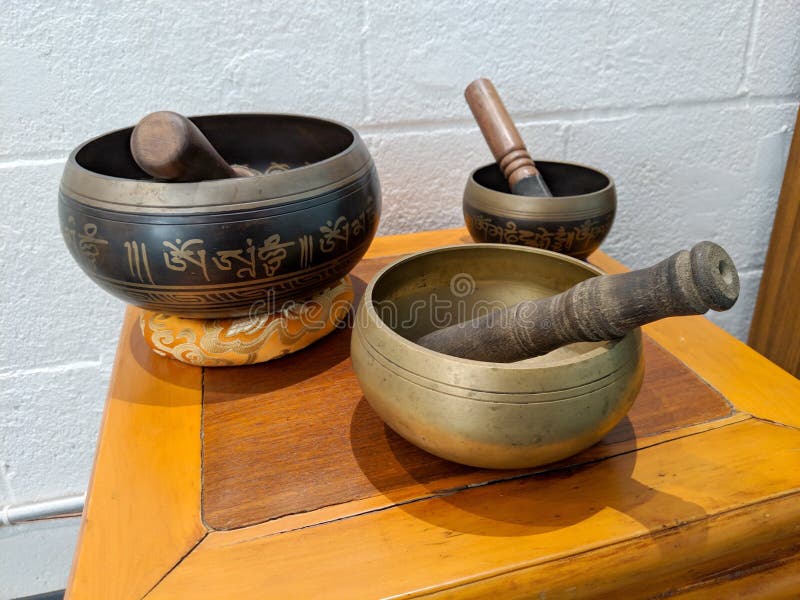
[140,277,353,366]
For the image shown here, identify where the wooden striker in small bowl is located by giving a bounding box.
[462,79,614,258]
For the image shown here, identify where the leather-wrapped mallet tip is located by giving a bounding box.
[689,241,740,311]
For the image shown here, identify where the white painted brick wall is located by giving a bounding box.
[1,0,798,595]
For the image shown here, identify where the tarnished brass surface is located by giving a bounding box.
[351,244,644,469]
[59,113,381,318]
[463,161,616,259]
[61,113,373,215]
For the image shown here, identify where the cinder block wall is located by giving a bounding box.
[1,0,798,594]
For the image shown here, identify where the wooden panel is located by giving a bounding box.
[66,228,800,600]
[201,256,733,531]
[668,549,800,599]
[66,307,206,600]
[149,419,800,599]
[417,492,800,600]
[66,228,800,599]
[749,108,800,376]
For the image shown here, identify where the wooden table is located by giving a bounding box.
[66,228,800,599]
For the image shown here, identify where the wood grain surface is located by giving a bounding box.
[669,547,800,599]
[150,419,800,600]
[66,308,205,600]
[749,108,800,376]
[201,255,734,531]
[66,227,800,599]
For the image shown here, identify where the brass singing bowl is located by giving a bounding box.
[463,161,616,259]
[59,113,381,318]
[351,244,644,469]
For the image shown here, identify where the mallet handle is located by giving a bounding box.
[465,78,540,188]
[417,242,740,362]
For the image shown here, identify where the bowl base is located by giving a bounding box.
[140,277,353,366]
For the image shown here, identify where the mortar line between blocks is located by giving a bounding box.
[0,361,102,380]
[357,94,800,136]
[0,156,67,169]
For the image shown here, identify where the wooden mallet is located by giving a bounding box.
[465,78,552,197]
[416,242,739,362]
[130,111,259,182]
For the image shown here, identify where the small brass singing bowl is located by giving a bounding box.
[59,113,381,318]
[463,161,616,259]
[351,244,643,469]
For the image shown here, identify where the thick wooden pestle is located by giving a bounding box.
[416,242,739,362]
[465,78,552,197]
[130,111,256,182]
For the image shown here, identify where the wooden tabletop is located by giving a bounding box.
[66,228,800,599]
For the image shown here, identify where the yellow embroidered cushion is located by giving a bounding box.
[140,277,353,366]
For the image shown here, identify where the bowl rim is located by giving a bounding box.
[354,243,641,399]
[465,160,616,221]
[60,112,374,215]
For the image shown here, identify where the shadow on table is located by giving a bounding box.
[350,397,708,540]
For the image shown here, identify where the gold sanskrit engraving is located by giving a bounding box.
[212,238,258,279]
[467,214,610,252]
[350,211,366,237]
[64,218,108,268]
[125,241,156,284]
[265,162,291,174]
[163,238,210,282]
[319,216,350,253]
[257,234,294,276]
[318,211,372,254]
[298,234,314,269]
[141,242,155,284]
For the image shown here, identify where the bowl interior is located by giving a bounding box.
[370,244,608,364]
[75,114,355,180]
[473,161,610,197]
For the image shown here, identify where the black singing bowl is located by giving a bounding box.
[463,161,615,259]
[59,114,381,318]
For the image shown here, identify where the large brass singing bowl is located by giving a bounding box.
[59,113,380,318]
[351,244,644,469]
